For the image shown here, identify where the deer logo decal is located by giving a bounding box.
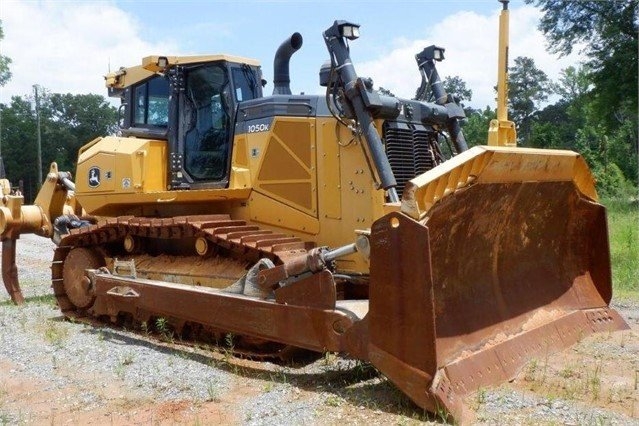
[88,167,101,188]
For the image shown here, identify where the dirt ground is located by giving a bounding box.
[0,234,637,425]
[2,311,634,426]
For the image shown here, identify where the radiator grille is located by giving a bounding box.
[384,121,439,198]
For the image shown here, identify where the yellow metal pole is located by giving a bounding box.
[496,2,509,123]
[488,0,517,146]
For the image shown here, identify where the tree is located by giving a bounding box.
[526,63,637,194]
[442,76,472,105]
[528,102,571,149]
[524,0,638,122]
[0,92,117,202]
[527,67,592,151]
[0,20,11,86]
[414,74,473,106]
[0,97,38,198]
[45,93,118,171]
[553,65,592,104]
[462,106,494,147]
[508,56,552,145]
[533,65,593,148]
[525,0,638,192]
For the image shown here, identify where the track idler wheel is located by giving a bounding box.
[62,247,105,309]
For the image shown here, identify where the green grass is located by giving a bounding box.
[604,198,638,301]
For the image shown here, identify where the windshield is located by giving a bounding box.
[183,64,231,181]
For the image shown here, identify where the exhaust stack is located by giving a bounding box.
[273,32,303,95]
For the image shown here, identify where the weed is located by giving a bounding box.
[324,395,343,407]
[0,412,12,426]
[113,353,134,381]
[17,311,27,331]
[586,361,602,401]
[322,352,337,368]
[396,417,409,426]
[476,387,487,406]
[42,321,68,347]
[273,367,288,385]
[623,223,634,251]
[224,332,234,349]
[560,381,580,401]
[155,317,174,343]
[559,365,578,379]
[120,352,134,366]
[524,359,538,383]
[221,333,235,362]
[541,345,551,384]
[352,360,374,381]
[606,386,625,404]
[207,357,219,369]
[206,380,220,402]
[434,404,450,424]
[114,363,126,380]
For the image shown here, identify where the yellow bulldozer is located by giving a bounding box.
[0,2,628,422]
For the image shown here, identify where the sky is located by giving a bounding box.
[0,0,584,110]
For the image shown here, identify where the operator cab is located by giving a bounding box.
[107,55,263,190]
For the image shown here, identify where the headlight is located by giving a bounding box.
[341,24,360,40]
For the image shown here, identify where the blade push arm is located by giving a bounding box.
[415,46,469,153]
[323,21,400,203]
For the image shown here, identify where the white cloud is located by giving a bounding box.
[0,2,584,111]
[0,0,178,103]
[357,5,584,109]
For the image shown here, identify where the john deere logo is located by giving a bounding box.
[88,167,101,188]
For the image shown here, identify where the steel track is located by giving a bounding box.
[51,214,312,359]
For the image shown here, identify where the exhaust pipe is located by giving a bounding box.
[273,32,303,95]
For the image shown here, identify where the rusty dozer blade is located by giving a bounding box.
[366,146,629,422]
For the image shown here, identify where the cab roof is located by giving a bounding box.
[105,54,261,90]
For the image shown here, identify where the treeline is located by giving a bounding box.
[463,0,638,198]
[0,92,117,202]
[460,60,637,198]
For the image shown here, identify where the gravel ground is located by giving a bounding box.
[0,234,637,425]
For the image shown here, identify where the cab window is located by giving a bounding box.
[232,66,260,102]
[133,76,169,127]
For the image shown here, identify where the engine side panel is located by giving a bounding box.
[75,136,250,216]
